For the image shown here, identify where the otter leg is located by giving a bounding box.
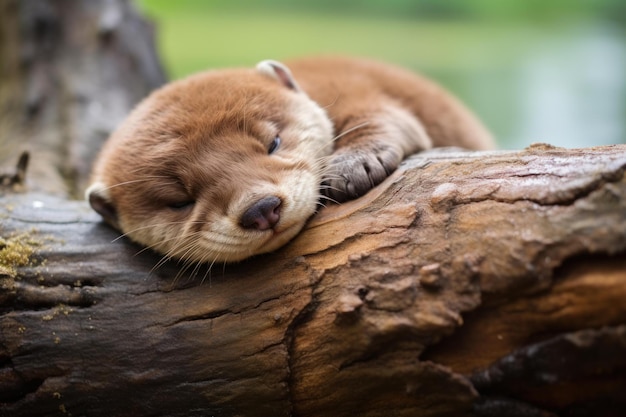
[323,103,432,203]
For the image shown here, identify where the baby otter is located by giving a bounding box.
[86,56,493,263]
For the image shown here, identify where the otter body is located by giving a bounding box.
[87,56,493,263]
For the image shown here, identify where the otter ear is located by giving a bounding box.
[85,182,120,230]
[256,60,300,91]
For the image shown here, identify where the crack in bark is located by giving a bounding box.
[0,353,66,405]
[457,173,623,209]
[1,281,98,314]
[241,340,286,359]
[283,270,324,417]
[2,216,99,226]
[164,309,236,327]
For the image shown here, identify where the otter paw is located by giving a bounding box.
[323,145,402,203]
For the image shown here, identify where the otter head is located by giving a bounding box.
[86,60,334,263]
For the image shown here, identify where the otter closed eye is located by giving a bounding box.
[268,136,281,154]
[168,200,195,210]
[87,56,493,264]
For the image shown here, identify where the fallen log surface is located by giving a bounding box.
[1,144,625,417]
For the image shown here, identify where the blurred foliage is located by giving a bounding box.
[138,0,626,23]
[135,0,625,80]
[135,0,625,148]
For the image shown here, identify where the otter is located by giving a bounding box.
[86,56,493,263]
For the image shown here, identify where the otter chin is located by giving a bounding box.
[87,56,494,263]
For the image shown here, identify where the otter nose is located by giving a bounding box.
[240,196,282,231]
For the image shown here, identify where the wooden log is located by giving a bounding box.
[1,144,625,416]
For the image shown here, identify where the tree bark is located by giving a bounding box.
[0,0,166,197]
[1,144,625,417]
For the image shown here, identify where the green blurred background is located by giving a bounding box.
[136,0,626,149]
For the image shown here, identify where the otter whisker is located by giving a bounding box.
[318,194,341,205]
[331,121,371,143]
[169,241,210,284]
[163,233,202,262]
[150,255,173,275]
[319,183,344,193]
[99,176,172,193]
[315,199,332,210]
[150,236,201,276]
[318,173,343,181]
[187,259,205,281]
[152,242,199,278]
[320,93,340,111]
[200,257,219,286]
[172,260,196,285]
[175,238,208,266]
[198,257,229,285]
[122,227,205,267]
[113,221,200,243]
[147,230,205,273]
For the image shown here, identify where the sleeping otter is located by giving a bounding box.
[86,56,493,263]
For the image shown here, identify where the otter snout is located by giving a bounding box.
[240,196,282,231]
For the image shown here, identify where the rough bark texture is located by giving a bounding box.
[1,144,625,417]
[0,0,166,197]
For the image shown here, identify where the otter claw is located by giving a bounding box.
[323,145,401,203]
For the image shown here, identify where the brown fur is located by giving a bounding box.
[87,56,493,263]
[287,56,492,150]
